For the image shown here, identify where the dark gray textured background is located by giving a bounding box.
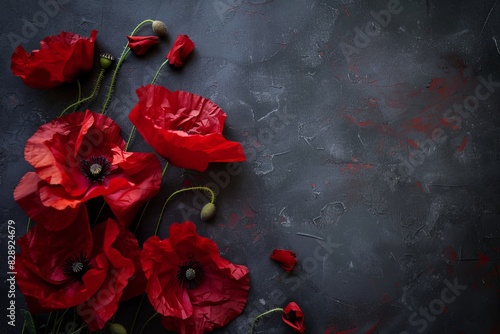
[1,0,499,333]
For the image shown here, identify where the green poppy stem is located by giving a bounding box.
[124,58,168,151]
[102,19,154,114]
[139,312,158,334]
[151,58,169,84]
[133,162,169,234]
[60,69,105,117]
[154,186,215,236]
[250,308,284,334]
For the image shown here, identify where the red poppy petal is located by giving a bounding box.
[13,172,81,230]
[77,219,136,331]
[129,85,246,172]
[143,222,249,333]
[141,236,193,319]
[167,35,195,67]
[127,35,159,56]
[16,207,108,310]
[10,30,97,89]
[282,302,306,333]
[270,249,297,272]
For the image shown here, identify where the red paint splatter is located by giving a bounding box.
[229,213,240,229]
[243,206,256,218]
[444,246,458,265]
[477,253,490,267]
[343,4,351,16]
[416,181,425,192]
[428,77,449,97]
[457,136,467,152]
[341,163,373,174]
[341,113,373,128]
[381,293,390,304]
[244,223,257,229]
[408,139,420,148]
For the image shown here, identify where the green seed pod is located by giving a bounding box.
[152,20,168,37]
[200,203,216,221]
[109,323,127,334]
[99,53,114,70]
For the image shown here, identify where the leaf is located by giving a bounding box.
[22,309,36,334]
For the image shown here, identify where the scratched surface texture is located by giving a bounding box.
[1,0,499,333]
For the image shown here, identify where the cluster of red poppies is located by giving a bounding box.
[11,22,305,334]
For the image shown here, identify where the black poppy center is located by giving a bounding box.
[81,156,111,182]
[62,253,92,281]
[177,259,204,289]
[285,311,298,322]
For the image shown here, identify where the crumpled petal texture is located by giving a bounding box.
[14,110,162,230]
[129,84,246,172]
[270,249,297,272]
[11,30,97,89]
[282,302,306,333]
[167,34,195,67]
[16,210,139,331]
[127,35,159,56]
[141,221,250,334]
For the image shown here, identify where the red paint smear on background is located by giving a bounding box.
[477,253,490,267]
[444,246,458,265]
[457,136,467,152]
[381,293,390,304]
[243,206,256,218]
[428,77,450,98]
[341,113,373,128]
[341,163,373,174]
[408,139,420,148]
[416,181,425,192]
[244,223,257,229]
[229,213,240,229]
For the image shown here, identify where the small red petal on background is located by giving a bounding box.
[11,30,97,89]
[167,34,195,67]
[127,35,159,56]
[282,302,306,333]
[271,249,297,272]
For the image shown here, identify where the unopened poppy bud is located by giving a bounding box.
[152,20,168,37]
[99,53,114,69]
[109,323,127,334]
[200,203,216,221]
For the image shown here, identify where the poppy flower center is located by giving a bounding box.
[62,253,92,281]
[81,156,111,182]
[177,259,204,289]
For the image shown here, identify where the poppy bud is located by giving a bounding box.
[200,203,216,221]
[109,323,127,334]
[152,20,168,37]
[99,53,114,70]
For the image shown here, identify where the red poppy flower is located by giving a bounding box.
[141,221,250,333]
[127,35,159,56]
[129,84,246,172]
[167,34,195,67]
[270,249,297,272]
[11,30,97,89]
[282,302,306,333]
[14,110,162,230]
[16,208,141,331]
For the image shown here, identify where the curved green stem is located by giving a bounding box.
[73,80,82,112]
[139,313,158,334]
[125,58,169,149]
[154,186,215,236]
[101,19,153,114]
[133,162,169,234]
[60,70,105,117]
[130,294,146,334]
[151,58,169,84]
[250,308,284,334]
[26,218,31,232]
